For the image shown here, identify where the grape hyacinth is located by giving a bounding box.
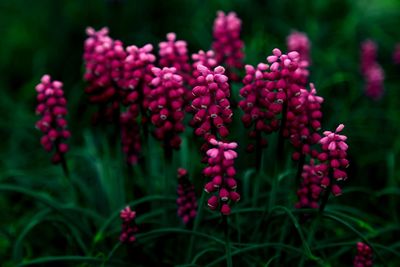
[360,40,385,100]
[289,83,323,161]
[239,63,277,154]
[295,159,326,209]
[287,31,311,64]
[176,168,198,225]
[159,33,192,85]
[35,75,71,164]
[118,44,155,164]
[318,124,349,197]
[212,11,244,81]
[120,206,138,243]
[203,138,240,215]
[354,242,373,267]
[190,64,232,140]
[148,67,185,150]
[83,27,126,122]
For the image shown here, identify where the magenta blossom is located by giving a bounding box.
[354,242,373,267]
[120,206,138,243]
[360,40,384,100]
[35,75,71,164]
[212,11,244,81]
[203,138,240,215]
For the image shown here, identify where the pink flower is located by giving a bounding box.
[176,168,198,224]
[212,11,244,81]
[159,32,192,85]
[190,64,232,141]
[35,75,71,164]
[360,39,385,100]
[287,31,311,64]
[148,67,185,149]
[120,106,141,165]
[120,206,138,243]
[83,27,126,122]
[203,138,240,215]
[353,242,373,267]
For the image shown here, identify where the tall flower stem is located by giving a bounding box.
[255,131,262,173]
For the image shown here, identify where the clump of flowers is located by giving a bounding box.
[159,33,192,85]
[35,75,71,164]
[212,11,244,81]
[120,206,138,243]
[287,31,311,64]
[296,124,349,209]
[118,44,156,164]
[203,138,240,215]
[239,63,272,153]
[353,242,373,267]
[360,40,385,100]
[83,27,126,122]
[176,168,198,224]
[318,124,349,196]
[190,64,232,140]
[148,67,185,150]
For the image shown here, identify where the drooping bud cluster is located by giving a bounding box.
[119,206,138,243]
[192,50,218,80]
[289,83,323,160]
[83,27,126,122]
[393,43,400,64]
[287,31,311,64]
[159,33,192,84]
[295,159,325,209]
[239,63,276,152]
[117,44,155,164]
[296,124,349,209]
[176,168,198,224]
[203,138,240,215]
[353,242,373,267]
[318,124,349,196]
[190,64,232,140]
[212,11,244,81]
[35,75,71,164]
[360,40,385,100]
[148,67,185,149]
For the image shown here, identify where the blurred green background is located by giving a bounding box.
[1,0,400,265]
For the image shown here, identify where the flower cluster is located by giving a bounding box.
[117,44,155,164]
[148,67,185,149]
[159,33,192,85]
[318,124,349,196]
[192,50,218,81]
[360,40,385,100]
[35,75,71,164]
[295,159,325,209]
[83,27,126,122]
[176,168,198,224]
[120,206,138,243]
[296,124,349,209]
[289,83,323,160]
[204,139,240,215]
[353,242,373,267]
[239,63,274,152]
[190,64,232,140]
[287,31,311,64]
[212,11,244,81]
